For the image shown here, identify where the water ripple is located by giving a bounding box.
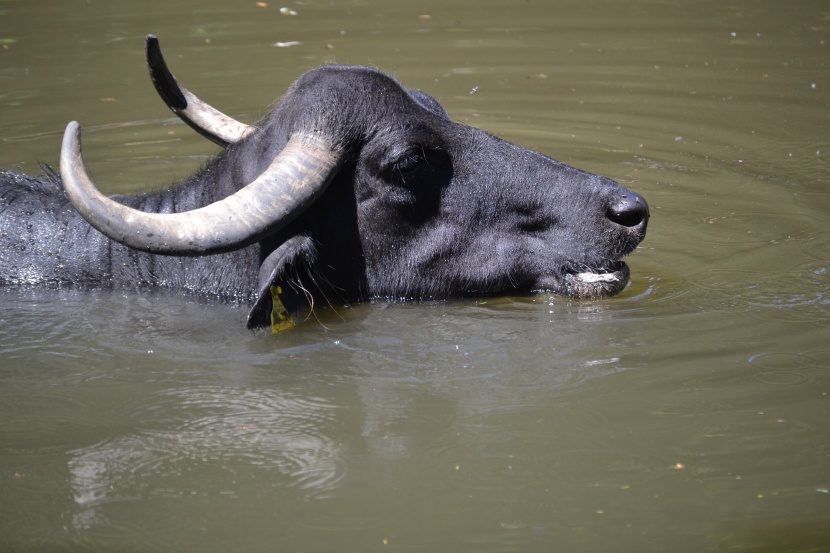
[748,351,826,387]
[66,386,345,530]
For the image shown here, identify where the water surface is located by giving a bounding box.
[1,0,828,551]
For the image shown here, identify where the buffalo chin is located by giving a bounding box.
[533,261,630,298]
[564,261,630,297]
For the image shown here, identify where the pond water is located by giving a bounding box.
[1,0,829,551]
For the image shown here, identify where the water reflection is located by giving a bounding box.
[67,387,344,530]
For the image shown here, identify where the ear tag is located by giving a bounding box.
[270,285,295,334]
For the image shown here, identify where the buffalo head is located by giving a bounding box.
[58,35,648,329]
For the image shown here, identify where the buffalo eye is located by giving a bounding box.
[376,145,451,218]
[393,148,429,181]
[387,146,451,187]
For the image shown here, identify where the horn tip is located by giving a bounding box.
[62,121,81,144]
[146,34,159,53]
[145,36,187,112]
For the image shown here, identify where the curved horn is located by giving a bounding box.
[145,34,255,147]
[59,121,341,255]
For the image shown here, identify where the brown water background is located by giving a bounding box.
[1,0,829,551]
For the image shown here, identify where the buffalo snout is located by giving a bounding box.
[606,189,649,235]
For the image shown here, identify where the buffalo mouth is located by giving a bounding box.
[563,260,631,297]
[534,260,631,298]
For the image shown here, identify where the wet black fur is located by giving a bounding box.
[0,66,648,328]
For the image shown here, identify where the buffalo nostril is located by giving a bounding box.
[607,191,649,229]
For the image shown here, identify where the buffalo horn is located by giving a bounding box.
[145,34,255,147]
[59,121,341,255]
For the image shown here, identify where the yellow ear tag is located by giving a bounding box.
[270,285,295,334]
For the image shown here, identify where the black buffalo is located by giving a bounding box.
[0,36,649,330]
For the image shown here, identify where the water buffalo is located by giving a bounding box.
[0,35,649,331]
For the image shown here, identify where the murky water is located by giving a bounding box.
[2,0,829,551]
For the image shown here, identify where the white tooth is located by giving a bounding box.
[576,272,619,283]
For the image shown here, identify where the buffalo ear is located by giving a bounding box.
[409,89,450,120]
[246,236,315,330]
